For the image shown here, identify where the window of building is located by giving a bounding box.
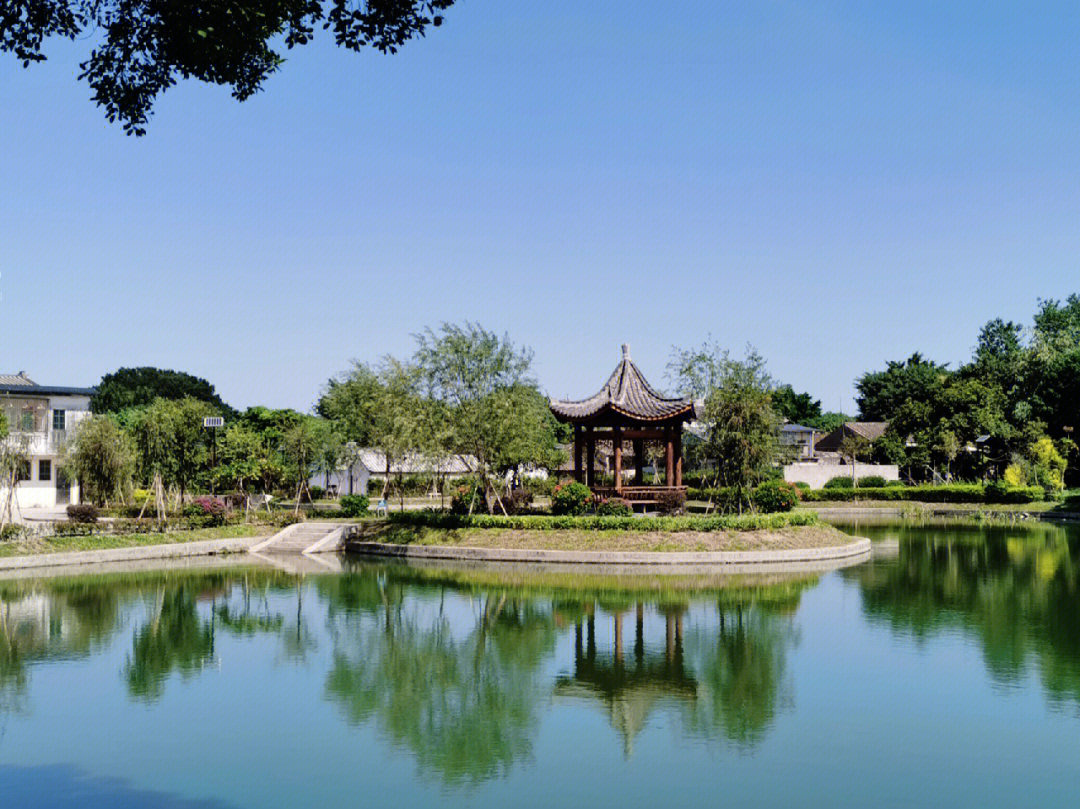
[39,460,52,482]
[16,460,31,482]
[53,410,66,431]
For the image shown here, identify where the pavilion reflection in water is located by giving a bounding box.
[555,603,698,756]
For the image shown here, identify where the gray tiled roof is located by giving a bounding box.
[0,372,96,397]
[0,373,35,386]
[550,345,695,422]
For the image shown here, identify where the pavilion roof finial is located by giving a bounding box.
[621,343,630,360]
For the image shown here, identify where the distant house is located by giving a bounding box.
[310,449,478,496]
[1,373,95,510]
[814,421,889,454]
[779,423,818,459]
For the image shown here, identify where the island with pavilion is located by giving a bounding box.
[549,345,696,507]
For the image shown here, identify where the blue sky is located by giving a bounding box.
[2,1,1079,413]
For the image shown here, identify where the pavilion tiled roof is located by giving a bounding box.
[550,345,695,422]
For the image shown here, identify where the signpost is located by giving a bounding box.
[203,417,225,493]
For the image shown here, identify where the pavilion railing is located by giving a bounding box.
[590,485,687,502]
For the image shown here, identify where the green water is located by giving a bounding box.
[2,522,1080,808]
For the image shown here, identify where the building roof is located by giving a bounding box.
[780,423,816,433]
[550,345,695,423]
[0,372,96,397]
[814,421,889,452]
[843,421,889,441]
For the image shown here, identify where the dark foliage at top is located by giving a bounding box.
[92,367,232,415]
[1,1,455,134]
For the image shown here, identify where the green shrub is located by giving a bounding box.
[1,524,28,541]
[799,483,1045,505]
[792,481,811,490]
[858,475,888,488]
[501,488,534,515]
[308,485,326,502]
[823,476,854,489]
[752,480,800,513]
[655,489,687,515]
[551,482,593,515]
[595,497,632,516]
[67,504,99,523]
[339,494,370,517]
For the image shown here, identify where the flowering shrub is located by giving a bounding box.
[594,497,632,516]
[189,496,227,525]
[551,482,592,515]
[450,478,488,514]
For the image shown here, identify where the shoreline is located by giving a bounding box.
[344,536,872,566]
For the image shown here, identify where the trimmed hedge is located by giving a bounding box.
[689,483,1046,505]
[386,510,819,533]
[800,484,1044,504]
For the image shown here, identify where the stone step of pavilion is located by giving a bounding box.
[249,522,347,555]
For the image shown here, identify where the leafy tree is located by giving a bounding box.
[670,344,781,511]
[64,415,135,506]
[413,323,549,512]
[856,354,950,422]
[92,367,231,415]
[3,0,456,135]
[771,385,822,426]
[1032,295,1080,358]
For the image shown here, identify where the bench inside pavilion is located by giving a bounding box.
[549,344,696,506]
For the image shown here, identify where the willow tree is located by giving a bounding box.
[413,323,547,514]
[669,343,781,512]
[64,415,135,506]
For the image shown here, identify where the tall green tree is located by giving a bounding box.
[92,367,232,416]
[670,344,781,511]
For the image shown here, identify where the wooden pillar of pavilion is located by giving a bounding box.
[613,426,623,492]
[585,426,595,487]
[633,438,644,485]
[674,429,683,487]
[573,425,583,482]
[665,426,674,487]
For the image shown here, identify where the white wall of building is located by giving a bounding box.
[2,391,89,513]
[784,462,900,489]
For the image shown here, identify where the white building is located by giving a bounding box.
[1,372,94,511]
[310,449,478,497]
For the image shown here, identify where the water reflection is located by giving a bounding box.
[320,562,811,775]
[847,521,1080,711]
[0,764,236,808]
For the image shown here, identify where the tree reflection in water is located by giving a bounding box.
[321,562,813,778]
[322,571,556,786]
[849,521,1080,711]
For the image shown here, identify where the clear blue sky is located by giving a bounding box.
[2,1,1079,413]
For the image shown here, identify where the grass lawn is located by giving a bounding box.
[353,521,855,553]
[0,524,272,558]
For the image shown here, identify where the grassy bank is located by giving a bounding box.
[0,524,271,558]
[356,513,853,553]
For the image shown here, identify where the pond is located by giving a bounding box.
[2,521,1080,808]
